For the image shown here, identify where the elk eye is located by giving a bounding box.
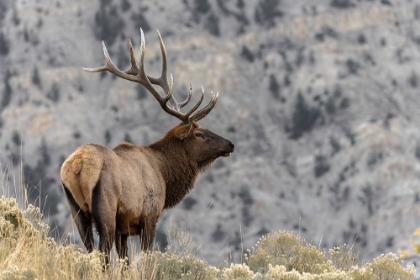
[195,132,203,138]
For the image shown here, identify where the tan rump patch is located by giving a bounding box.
[60,144,105,212]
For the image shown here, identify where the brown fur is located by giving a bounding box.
[61,122,234,264]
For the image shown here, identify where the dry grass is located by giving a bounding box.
[0,164,416,280]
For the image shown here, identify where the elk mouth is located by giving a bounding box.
[221,152,233,157]
[221,147,234,157]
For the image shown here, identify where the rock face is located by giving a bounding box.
[1,0,420,264]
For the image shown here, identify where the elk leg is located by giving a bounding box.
[116,233,129,264]
[91,180,116,266]
[139,220,156,251]
[97,225,115,266]
[63,185,94,252]
[80,213,94,253]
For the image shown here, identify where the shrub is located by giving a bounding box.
[139,251,218,280]
[47,82,60,102]
[237,0,245,9]
[269,74,281,100]
[136,84,148,100]
[194,0,211,15]
[104,129,112,145]
[0,0,7,24]
[131,9,150,33]
[212,223,226,242]
[238,185,254,205]
[409,71,418,88]
[358,184,375,216]
[247,231,414,279]
[241,45,255,62]
[330,0,353,9]
[366,253,415,280]
[12,131,20,146]
[205,12,220,36]
[1,69,12,111]
[12,7,20,25]
[346,59,360,75]
[330,137,341,156]
[120,0,131,12]
[246,231,332,274]
[314,155,330,178]
[358,33,366,44]
[229,231,242,251]
[117,44,129,69]
[182,196,198,210]
[73,131,81,139]
[325,96,336,114]
[339,97,350,109]
[254,0,283,28]
[221,263,253,280]
[0,31,10,56]
[344,129,356,145]
[94,5,125,46]
[32,66,42,88]
[0,197,41,240]
[124,132,132,143]
[141,228,218,280]
[329,244,358,271]
[289,92,321,139]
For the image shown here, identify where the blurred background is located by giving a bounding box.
[1,0,420,265]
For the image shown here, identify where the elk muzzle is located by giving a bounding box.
[221,141,234,157]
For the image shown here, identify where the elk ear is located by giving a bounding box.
[174,123,196,140]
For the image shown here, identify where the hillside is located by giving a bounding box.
[1,0,420,265]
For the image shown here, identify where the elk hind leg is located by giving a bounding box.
[63,185,94,252]
[91,181,116,266]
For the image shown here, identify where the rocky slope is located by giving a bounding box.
[1,0,420,265]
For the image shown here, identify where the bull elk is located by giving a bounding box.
[60,29,234,265]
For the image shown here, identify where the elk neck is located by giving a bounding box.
[149,135,199,209]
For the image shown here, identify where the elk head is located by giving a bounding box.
[168,122,234,170]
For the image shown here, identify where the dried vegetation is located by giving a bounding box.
[0,195,415,280]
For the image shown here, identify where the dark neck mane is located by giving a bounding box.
[149,138,199,209]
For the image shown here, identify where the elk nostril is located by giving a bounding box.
[230,142,235,150]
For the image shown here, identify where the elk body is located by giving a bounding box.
[60,29,234,265]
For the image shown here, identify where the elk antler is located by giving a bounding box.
[83,28,219,124]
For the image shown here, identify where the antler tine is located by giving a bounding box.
[147,29,182,110]
[82,41,112,73]
[182,86,204,120]
[157,30,168,83]
[179,84,193,109]
[189,90,219,123]
[137,29,147,78]
[137,29,171,103]
[124,38,139,76]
